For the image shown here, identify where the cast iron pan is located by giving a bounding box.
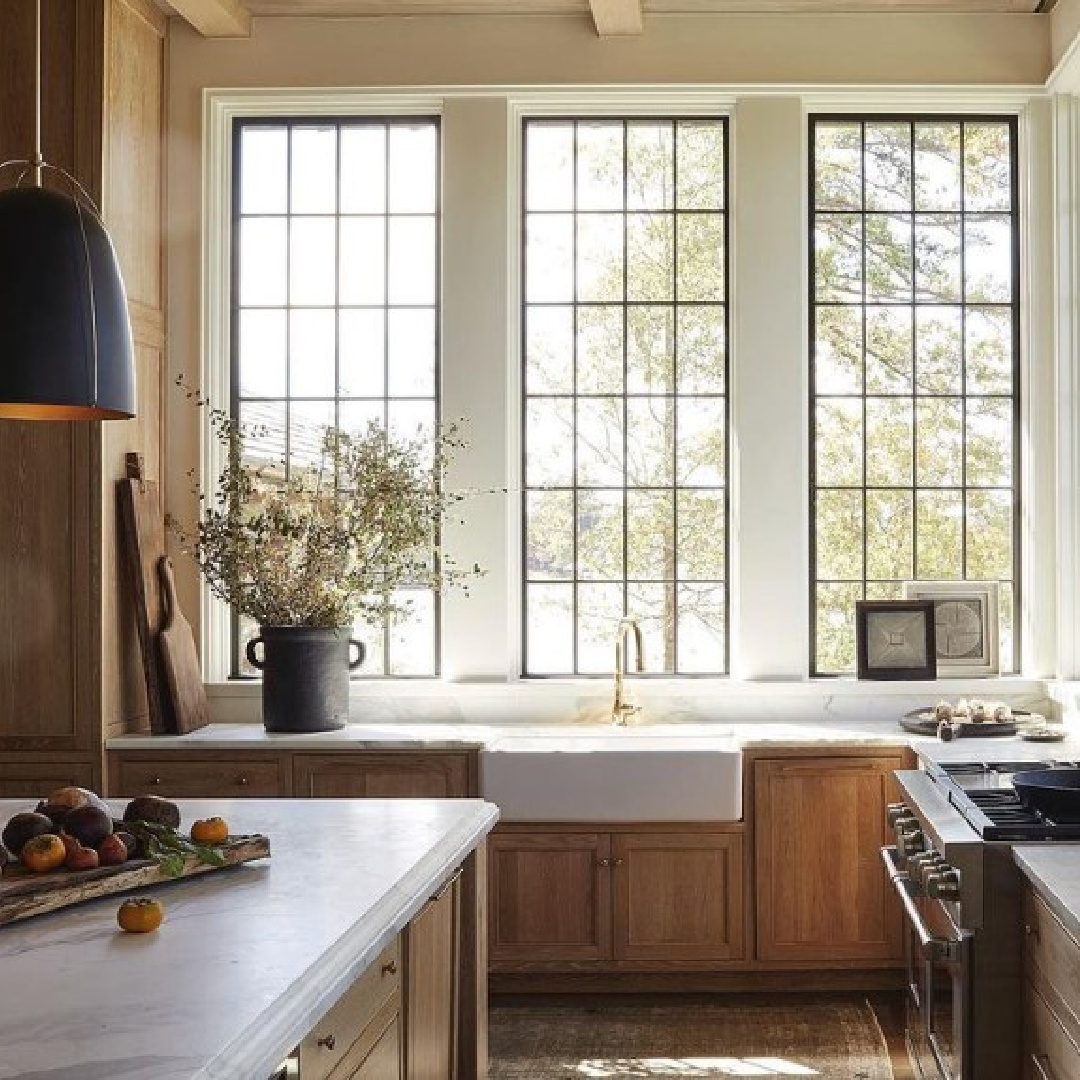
[1012,769,1080,824]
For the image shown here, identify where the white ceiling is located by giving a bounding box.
[244,0,1051,15]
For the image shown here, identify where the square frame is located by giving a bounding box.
[902,581,1000,678]
[856,600,937,681]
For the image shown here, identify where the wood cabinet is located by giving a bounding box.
[753,753,906,963]
[1023,883,1080,1079]
[405,874,459,1080]
[0,761,96,800]
[110,753,291,797]
[105,749,478,800]
[293,753,474,799]
[0,0,167,791]
[489,826,744,970]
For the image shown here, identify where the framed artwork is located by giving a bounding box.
[902,581,1000,678]
[856,600,937,681]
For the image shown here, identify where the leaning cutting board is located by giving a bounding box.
[118,453,173,734]
[159,557,210,734]
[0,834,270,926]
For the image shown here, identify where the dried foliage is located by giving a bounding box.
[171,385,482,628]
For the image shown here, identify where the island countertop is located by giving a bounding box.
[0,797,499,1080]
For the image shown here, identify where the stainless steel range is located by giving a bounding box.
[885,759,1080,1080]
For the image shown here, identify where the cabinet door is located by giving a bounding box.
[612,832,745,962]
[489,831,611,965]
[109,754,289,798]
[294,754,472,799]
[755,755,904,962]
[0,762,96,799]
[406,875,459,1080]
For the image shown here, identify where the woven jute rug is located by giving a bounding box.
[490,995,894,1079]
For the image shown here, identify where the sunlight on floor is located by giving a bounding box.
[573,1058,821,1077]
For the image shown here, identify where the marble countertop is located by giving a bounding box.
[104,718,1080,759]
[0,797,499,1080]
[1014,844,1080,944]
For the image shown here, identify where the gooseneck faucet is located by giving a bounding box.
[612,617,645,726]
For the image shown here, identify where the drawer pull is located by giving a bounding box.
[380,960,397,976]
[317,1034,336,1052]
[237,775,249,787]
[1032,1052,1054,1080]
[613,858,625,868]
[149,776,162,786]
[597,858,611,869]
[429,868,462,903]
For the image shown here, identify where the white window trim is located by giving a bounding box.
[200,84,1057,722]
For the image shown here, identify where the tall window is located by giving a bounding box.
[810,116,1019,675]
[232,116,441,676]
[522,118,729,676]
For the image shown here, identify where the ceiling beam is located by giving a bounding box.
[589,0,644,35]
[163,0,252,36]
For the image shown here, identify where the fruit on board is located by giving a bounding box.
[59,832,81,862]
[190,818,229,845]
[63,806,113,849]
[36,786,109,826]
[117,897,164,933]
[64,843,100,871]
[20,834,67,873]
[0,842,12,868]
[123,795,181,829]
[113,831,142,859]
[2,812,55,857]
[97,834,129,866]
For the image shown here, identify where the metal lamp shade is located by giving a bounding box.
[0,186,135,420]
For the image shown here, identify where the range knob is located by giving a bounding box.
[909,852,946,886]
[886,803,909,826]
[925,868,961,901]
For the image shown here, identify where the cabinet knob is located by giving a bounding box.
[381,960,397,976]
[237,775,249,787]
[597,858,611,869]
[613,858,625,868]
[1025,923,1040,941]
[317,1034,336,1052]
[150,776,162,786]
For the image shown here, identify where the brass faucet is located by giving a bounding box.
[612,617,645,726]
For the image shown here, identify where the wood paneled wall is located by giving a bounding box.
[0,0,166,793]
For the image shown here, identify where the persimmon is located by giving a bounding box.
[117,897,164,933]
[21,834,66,873]
[190,817,229,844]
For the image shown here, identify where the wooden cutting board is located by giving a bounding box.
[159,557,210,735]
[0,834,270,926]
[118,453,173,735]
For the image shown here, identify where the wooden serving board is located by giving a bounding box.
[0,834,270,926]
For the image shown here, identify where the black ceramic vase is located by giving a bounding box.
[246,626,365,733]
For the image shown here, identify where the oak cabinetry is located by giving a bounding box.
[0,0,167,790]
[489,826,745,970]
[294,753,474,799]
[405,874,460,1080]
[1023,884,1080,1080]
[0,761,96,799]
[110,753,290,797]
[754,754,906,963]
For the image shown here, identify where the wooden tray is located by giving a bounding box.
[900,710,1023,738]
[0,834,270,926]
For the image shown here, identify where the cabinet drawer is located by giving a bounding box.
[301,939,401,1080]
[1024,889,1080,1047]
[1026,981,1080,1080]
[110,755,287,798]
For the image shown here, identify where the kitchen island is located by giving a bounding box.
[0,797,498,1080]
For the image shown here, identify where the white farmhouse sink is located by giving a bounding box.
[481,730,742,822]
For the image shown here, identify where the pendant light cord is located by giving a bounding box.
[32,0,42,186]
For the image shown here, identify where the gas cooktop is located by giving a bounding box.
[928,761,1080,841]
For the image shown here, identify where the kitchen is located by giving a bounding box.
[3,1,1080,1079]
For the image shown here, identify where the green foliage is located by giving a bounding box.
[172,382,482,629]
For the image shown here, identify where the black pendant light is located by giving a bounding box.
[0,0,135,421]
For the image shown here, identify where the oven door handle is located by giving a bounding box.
[881,845,949,953]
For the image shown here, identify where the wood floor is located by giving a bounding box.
[490,992,915,1079]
